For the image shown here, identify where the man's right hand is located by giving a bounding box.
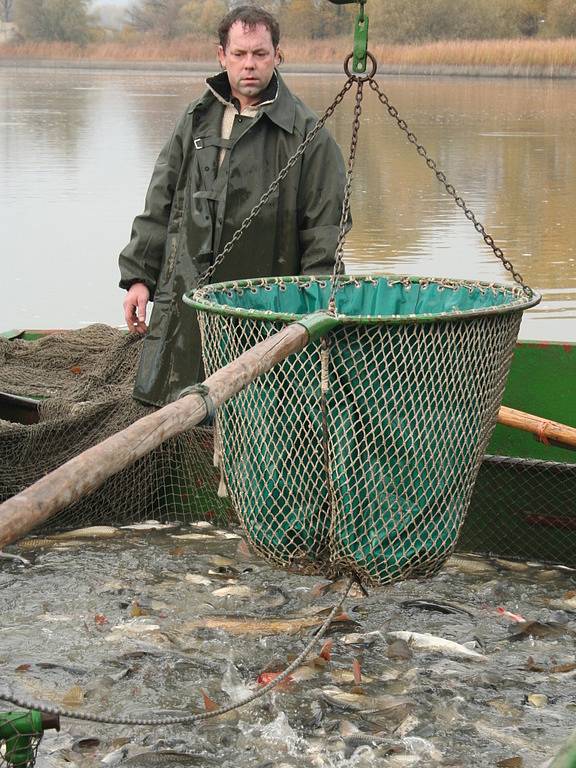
[123,282,150,334]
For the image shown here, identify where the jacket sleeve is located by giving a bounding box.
[118,112,187,299]
[297,126,349,276]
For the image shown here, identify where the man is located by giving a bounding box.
[119,5,347,407]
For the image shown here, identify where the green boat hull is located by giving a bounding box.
[460,340,576,565]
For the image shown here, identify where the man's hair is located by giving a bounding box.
[218,5,280,50]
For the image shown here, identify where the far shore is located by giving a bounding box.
[1,58,575,79]
[1,37,575,79]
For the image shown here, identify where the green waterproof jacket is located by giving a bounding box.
[119,71,347,406]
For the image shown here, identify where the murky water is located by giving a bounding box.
[0,67,575,341]
[1,524,576,767]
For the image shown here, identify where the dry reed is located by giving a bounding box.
[0,36,575,76]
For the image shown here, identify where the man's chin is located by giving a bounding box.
[239,83,262,96]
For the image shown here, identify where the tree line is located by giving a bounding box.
[5,0,576,47]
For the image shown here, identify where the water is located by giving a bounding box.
[1,525,576,767]
[0,67,575,341]
[1,66,576,766]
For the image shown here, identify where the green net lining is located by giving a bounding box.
[189,274,538,586]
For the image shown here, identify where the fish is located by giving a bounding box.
[340,631,382,646]
[474,721,539,752]
[526,693,547,707]
[51,526,120,539]
[123,752,215,766]
[400,599,475,617]
[62,685,84,707]
[311,579,367,599]
[16,538,87,551]
[104,619,173,647]
[330,668,377,684]
[444,555,496,574]
[507,620,574,641]
[393,713,420,737]
[16,526,121,551]
[494,558,530,573]
[387,631,487,661]
[184,574,212,586]
[170,533,215,541]
[181,612,355,636]
[496,607,526,622]
[121,521,178,531]
[321,686,413,717]
[549,595,576,612]
[0,550,31,565]
[386,639,413,660]
[208,555,235,566]
[211,585,252,598]
[496,758,523,768]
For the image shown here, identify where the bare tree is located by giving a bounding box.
[1,0,14,23]
[127,0,186,38]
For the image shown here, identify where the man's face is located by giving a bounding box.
[218,21,280,108]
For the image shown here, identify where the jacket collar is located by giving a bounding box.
[191,70,296,135]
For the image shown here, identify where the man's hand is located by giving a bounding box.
[123,282,150,334]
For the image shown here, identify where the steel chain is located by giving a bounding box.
[329,78,364,311]
[367,77,533,297]
[199,77,355,288]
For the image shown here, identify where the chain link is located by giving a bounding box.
[367,77,533,297]
[329,78,364,311]
[199,77,355,288]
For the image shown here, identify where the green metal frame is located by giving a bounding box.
[185,274,539,325]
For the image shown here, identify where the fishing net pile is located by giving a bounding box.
[193,273,537,587]
[0,325,232,531]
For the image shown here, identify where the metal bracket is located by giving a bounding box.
[177,383,216,426]
[326,0,368,74]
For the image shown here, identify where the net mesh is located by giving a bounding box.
[0,711,43,768]
[194,274,534,587]
[0,325,233,532]
[462,454,576,566]
[2,293,570,571]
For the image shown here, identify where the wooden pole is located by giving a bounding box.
[0,322,310,549]
[498,405,576,450]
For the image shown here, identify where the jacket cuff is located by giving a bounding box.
[119,278,156,298]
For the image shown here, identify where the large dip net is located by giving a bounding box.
[0,325,232,531]
[190,274,538,586]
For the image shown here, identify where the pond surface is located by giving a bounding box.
[1,523,576,768]
[0,67,575,341]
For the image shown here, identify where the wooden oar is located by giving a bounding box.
[498,405,576,451]
[0,313,336,550]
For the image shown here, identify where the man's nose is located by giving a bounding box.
[244,54,256,68]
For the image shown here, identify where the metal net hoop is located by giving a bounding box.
[189,274,538,587]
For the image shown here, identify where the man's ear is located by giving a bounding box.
[275,47,282,67]
[217,45,226,68]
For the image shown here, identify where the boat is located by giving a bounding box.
[1,328,575,566]
[460,338,576,567]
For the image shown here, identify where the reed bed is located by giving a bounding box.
[1,36,575,76]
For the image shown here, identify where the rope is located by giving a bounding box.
[0,577,355,726]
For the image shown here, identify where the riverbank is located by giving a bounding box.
[1,37,575,78]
